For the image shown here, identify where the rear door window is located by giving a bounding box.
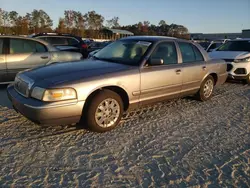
[178,42,204,63]
[35,42,47,52]
[192,45,204,61]
[10,39,47,54]
[178,42,196,63]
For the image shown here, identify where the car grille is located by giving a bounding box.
[223,59,234,63]
[227,64,233,72]
[234,68,247,75]
[14,77,29,97]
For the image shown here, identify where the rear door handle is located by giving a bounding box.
[202,66,207,70]
[41,56,49,59]
[176,69,181,75]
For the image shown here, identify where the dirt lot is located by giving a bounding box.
[0,83,250,187]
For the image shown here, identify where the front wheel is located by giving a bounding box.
[84,89,124,133]
[243,74,250,85]
[196,75,215,101]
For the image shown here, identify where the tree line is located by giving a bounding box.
[0,8,190,39]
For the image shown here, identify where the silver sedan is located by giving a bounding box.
[0,36,82,84]
[7,36,228,133]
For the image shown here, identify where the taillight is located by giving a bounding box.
[81,44,88,49]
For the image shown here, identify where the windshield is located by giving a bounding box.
[217,41,250,52]
[94,40,152,65]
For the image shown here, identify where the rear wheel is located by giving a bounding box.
[196,75,214,101]
[84,89,123,133]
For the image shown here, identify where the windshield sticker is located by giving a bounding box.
[136,41,152,46]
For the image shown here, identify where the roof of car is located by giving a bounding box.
[32,33,82,40]
[0,35,50,44]
[104,28,134,35]
[120,36,185,42]
[0,35,58,50]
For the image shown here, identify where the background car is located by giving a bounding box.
[209,38,250,84]
[0,36,82,83]
[83,38,94,45]
[198,39,229,52]
[32,33,89,58]
[87,41,113,58]
[198,41,210,50]
[7,36,227,133]
[87,41,113,53]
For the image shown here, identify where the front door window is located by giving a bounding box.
[10,39,47,54]
[150,42,178,65]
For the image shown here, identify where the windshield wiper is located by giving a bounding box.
[92,56,135,65]
[93,55,101,60]
[92,56,114,62]
[93,56,119,63]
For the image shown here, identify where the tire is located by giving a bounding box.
[84,89,124,133]
[196,75,215,101]
[243,74,250,85]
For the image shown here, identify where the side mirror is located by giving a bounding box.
[149,58,164,66]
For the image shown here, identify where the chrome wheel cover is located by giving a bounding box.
[203,79,214,98]
[95,98,120,128]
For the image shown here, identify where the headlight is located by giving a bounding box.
[31,87,77,101]
[31,87,45,100]
[43,88,77,101]
[234,57,250,63]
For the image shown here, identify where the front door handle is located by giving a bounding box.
[176,69,181,75]
[41,56,49,59]
[202,66,207,70]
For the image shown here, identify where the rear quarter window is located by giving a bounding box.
[0,39,3,54]
[67,38,79,45]
[46,37,69,45]
[37,36,48,42]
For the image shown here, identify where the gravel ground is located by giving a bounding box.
[0,82,250,187]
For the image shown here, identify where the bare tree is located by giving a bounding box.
[106,16,120,28]
[158,20,167,26]
[0,10,10,34]
[84,11,104,30]
[56,18,67,33]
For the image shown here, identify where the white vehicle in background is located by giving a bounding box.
[198,39,229,52]
[209,39,250,84]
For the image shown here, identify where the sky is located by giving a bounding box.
[0,0,249,33]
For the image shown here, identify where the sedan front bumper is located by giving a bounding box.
[7,85,85,125]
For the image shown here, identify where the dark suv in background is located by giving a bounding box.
[32,33,89,58]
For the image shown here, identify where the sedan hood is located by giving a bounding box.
[209,51,250,60]
[23,59,133,85]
